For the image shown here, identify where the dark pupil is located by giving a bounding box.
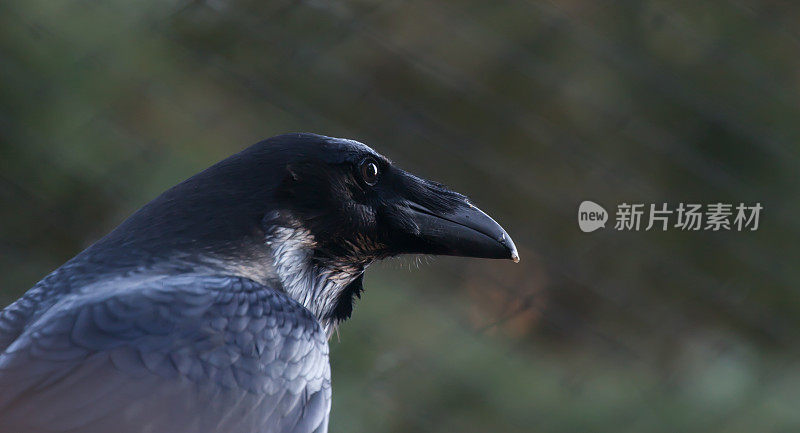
[362,162,378,184]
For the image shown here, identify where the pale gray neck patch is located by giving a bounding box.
[266,225,361,334]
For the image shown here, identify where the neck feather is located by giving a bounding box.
[266,225,362,333]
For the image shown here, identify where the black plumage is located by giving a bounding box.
[0,133,517,433]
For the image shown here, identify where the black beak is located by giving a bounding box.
[403,199,519,262]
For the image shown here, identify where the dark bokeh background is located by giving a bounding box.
[2,1,799,431]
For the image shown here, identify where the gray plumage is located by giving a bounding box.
[0,268,330,433]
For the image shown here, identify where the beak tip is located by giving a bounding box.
[499,232,520,263]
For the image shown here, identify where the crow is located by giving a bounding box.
[0,133,518,433]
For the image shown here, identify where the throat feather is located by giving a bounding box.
[266,226,361,332]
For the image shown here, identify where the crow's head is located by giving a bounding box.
[269,134,518,264]
[94,133,517,330]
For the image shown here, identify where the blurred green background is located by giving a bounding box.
[1,1,799,432]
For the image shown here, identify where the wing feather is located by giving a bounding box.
[0,275,330,433]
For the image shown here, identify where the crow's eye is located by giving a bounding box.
[358,158,380,186]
